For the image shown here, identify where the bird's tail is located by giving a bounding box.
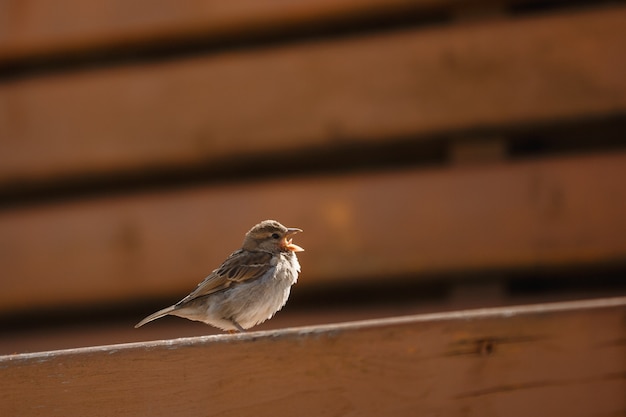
[134,305,177,328]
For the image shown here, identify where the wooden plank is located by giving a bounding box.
[1,6,625,185]
[0,0,560,62]
[1,151,625,313]
[1,297,624,417]
[0,291,498,355]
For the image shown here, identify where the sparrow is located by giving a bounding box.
[135,220,304,332]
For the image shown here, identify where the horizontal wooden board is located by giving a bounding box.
[3,288,621,355]
[1,297,625,417]
[1,151,625,313]
[1,6,625,185]
[0,0,554,62]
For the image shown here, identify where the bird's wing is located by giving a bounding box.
[175,250,274,306]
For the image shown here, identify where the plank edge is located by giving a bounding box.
[2,296,624,363]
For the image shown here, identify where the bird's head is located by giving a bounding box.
[242,220,304,253]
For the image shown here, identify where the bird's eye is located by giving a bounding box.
[271,233,280,239]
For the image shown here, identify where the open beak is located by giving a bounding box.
[282,227,304,252]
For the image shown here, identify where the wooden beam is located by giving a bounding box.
[0,0,565,62]
[1,297,624,417]
[1,6,625,185]
[1,151,625,312]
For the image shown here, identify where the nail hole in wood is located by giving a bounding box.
[479,339,494,356]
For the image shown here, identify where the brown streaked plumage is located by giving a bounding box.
[135,220,303,332]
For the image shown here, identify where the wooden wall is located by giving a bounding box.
[1,0,625,414]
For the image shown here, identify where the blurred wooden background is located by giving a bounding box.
[1,0,625,354]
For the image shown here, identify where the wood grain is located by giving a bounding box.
[1,151,625,312]
[1,297,624,417]
[0,0,554,62]
[1,6,625,185]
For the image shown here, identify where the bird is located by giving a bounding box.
[135,220,303,333]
